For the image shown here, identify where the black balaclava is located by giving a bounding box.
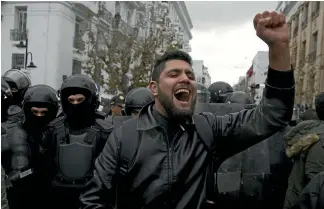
[2,69,31,106]
[22,85,59,133]
[60,74,98,129]
[1,78,13,122]
[125,87,154,116]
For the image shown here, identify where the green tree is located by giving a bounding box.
[82,1,180,95]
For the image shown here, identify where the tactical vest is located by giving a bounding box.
[51,118,111,189]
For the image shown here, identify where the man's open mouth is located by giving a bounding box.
[174,88,191,103]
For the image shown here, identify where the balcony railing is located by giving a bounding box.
[73,36,86,51]
[10,29,28,41]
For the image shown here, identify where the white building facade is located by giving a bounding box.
[1,1,193,98]
[248,51,269,104]
[192,60,211,88]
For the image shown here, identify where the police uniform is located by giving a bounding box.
[42,74,112,209]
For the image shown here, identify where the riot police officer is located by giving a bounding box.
[124,87,154,116]
[1,78,13,123]
[2,70,31,148]
[2,84,59,209]
[106,88,153,127]
[2,69,31,107]
[108,94,125,116]
[42,74,112,209]
[208,81,233,103]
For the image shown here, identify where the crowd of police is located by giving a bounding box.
[1,69,157,209]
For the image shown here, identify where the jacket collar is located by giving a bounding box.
[137,100,195,131]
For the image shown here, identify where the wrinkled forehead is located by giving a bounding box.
[61,87,90,99]
[163,60,193,72]
[68,94,85,100]
[31,106,48,112]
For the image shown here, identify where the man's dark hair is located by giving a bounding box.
[151,50,193,83]
[315,92,324,120]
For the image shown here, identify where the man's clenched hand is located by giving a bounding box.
[254,11,289,46]
[254,11,291,71]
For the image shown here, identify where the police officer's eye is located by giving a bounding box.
[78,98,85,103]
[11,88,18,93]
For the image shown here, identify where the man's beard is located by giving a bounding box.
[157,86,197,121]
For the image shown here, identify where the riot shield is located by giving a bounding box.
[195,103,247,206]
[195,103,246,115]
[195,102,272,208]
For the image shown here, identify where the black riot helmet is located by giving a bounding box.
[125,87,154,116]
[208,81,233,103]
[22,85,59,130]
[226,91,253,105]
[2,69,31,105]
[196,82,210,103]
[1,77,13,99]
[60,74,99,124]
[1,77,14,122]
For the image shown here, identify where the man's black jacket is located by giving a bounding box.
[80,68,295,209]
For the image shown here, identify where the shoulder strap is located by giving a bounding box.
[114,118,140,176]
[194,113,218,205]
[194,114,214,151]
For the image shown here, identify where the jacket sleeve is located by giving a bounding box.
[291,171,324,209]
[305,139,324,182]
[80,131,121,209]
[205,67,295,159]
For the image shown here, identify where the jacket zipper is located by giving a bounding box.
[161,124,185,205]
[160,126,172,192]
[168,125,185,196]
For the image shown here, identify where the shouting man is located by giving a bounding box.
[80,11,295,209]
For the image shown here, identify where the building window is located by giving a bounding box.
[288,22,291,40]
[311,1,320,18]
[15,7,27,33]
[72,59,82,75]
[74,17,81,36]
[313,32,318,54]
[292,46,297,66]
[300,41,306,66]
[309,32,318,61]
[293,13,299,37]
[73,17,85,51]
[302,3,308,28]
[11,53,25,69]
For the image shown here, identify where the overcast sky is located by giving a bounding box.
[186,1,278,85]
